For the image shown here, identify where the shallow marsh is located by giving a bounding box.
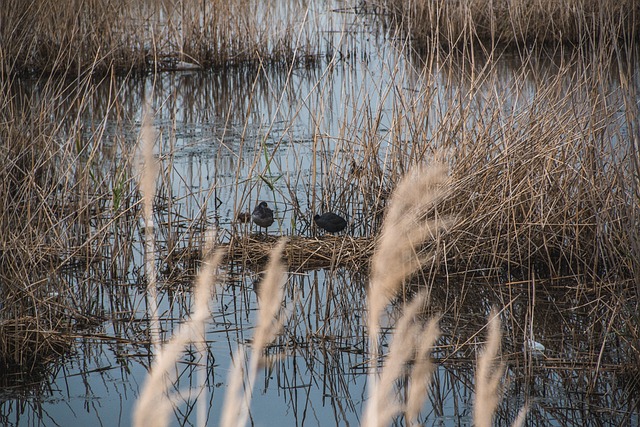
[1,1,639,426]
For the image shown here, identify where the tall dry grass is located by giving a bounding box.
[317,40,640,288]
[0,0,317,76]
[378,0,640,47]
[0,69,140,372]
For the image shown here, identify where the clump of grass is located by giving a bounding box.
[0,63,141,382]
[378,0,640,47]
[1,0,319,77]
[325,40,639,286]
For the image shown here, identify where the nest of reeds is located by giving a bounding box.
[222,234,376,272]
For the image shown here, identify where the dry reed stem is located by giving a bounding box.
[140,109,160,351]
[221,238,288,427]
[133,239,224,427]
[473,308,505,427]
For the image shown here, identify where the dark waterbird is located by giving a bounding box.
[252,201,274,233]
[314,212,347,233]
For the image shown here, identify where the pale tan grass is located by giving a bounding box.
[220,238,288,427]
[219,346,247,427]
[365,294,427,425]
[139,109,160,351]
[364,293,441,427]
[406,316,440,425]
[473,308,506,427]
[512,403,530,427]
[365,164,452,426]
[133,238,224,427]
[369,164,451,337]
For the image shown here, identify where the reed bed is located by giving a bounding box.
[0,0,319,77]
[320,42,640,289]
[0,69,140,376]
[376,0,640,47]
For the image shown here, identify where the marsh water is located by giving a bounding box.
[2,1,640,426]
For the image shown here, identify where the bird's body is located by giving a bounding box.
[252,201,274,232]
[314,212,347,233]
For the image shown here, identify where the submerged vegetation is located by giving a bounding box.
[1,0,639,424]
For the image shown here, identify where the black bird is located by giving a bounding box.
[252,201,274,233]
[314,212,347,233]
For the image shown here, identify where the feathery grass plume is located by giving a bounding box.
[368,164,450,336]
[406,316,440,425]
[221,239,288,427]
[365,164,451,427]
[511,403,530,427]
[139,109,161,351]
[133,232,223,427]
[474,308,506,427]
[219,345,247,427]
[365,293,440,426]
